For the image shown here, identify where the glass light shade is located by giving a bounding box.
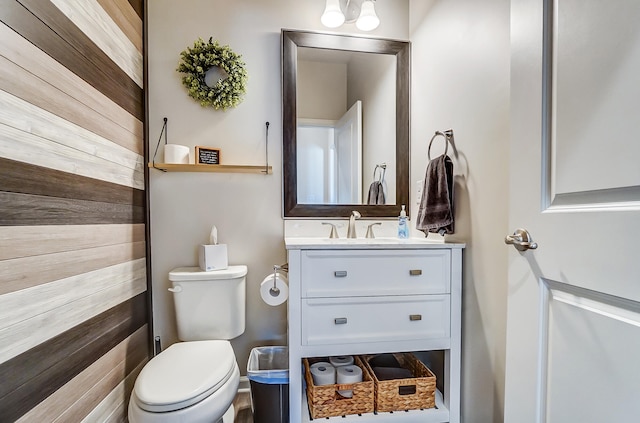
[355,0,380,31]
[321,0,345,28]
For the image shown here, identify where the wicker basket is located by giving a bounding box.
[303,356,374,418]
[362,352,436,412]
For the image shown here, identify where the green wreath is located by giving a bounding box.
[176,37,248,110]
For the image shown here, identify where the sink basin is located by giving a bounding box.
[319,237,401,244]
[284,236,449,250]
[295,237,402,244]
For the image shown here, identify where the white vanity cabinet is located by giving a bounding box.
[285,239,464,423]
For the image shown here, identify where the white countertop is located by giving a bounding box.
[284,237,466,250]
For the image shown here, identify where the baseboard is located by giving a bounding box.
[238,375,250,394]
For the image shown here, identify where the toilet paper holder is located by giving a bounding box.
[270,263,288,296]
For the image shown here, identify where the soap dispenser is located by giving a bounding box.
[397,205,408,239]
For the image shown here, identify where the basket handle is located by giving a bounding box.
[398,385,417,396]
[334,382,359,390]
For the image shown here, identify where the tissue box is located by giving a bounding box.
[199,244,228,271]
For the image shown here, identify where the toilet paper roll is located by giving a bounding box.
[310,361,333,371]
[330,356,354,367]
[336,364,363,398]
[310,363,336,386]
[164,144,190,164]
[260,273,288,306]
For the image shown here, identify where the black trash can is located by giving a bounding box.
[247,346,289,423]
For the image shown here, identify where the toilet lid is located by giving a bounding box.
[134,340,236,412]
[169,265,248,281]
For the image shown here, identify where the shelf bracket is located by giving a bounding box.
[151,117,168,172]
[263,121,270,174]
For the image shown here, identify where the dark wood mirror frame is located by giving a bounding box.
[282,29,410,218]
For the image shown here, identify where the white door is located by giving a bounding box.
[335,100,362,204]
[505,1,640,422]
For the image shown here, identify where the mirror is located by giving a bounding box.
[282,30,410,218]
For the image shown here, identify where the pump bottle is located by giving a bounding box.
[397,205,408,239]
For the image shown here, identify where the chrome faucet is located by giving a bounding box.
[347,210,361,238]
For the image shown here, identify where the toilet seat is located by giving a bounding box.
[133,340,236,413]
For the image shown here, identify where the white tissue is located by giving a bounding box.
[260,272,288,306]
[210,225,218,245]
[199,225,227,271]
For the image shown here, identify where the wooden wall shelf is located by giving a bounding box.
[148,163,272,174]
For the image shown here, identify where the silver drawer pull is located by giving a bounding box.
[334,317,348,325]
[409,269,422,276]
[409,314,422,321]
[334,271,348,277]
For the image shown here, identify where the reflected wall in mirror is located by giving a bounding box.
[282,30,410,218]
[297,49,395,205]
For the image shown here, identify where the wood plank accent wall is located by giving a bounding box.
[0,0,148,421]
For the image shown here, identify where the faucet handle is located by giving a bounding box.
[365,222,382,239]
[322,222,339,238]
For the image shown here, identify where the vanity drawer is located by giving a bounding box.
[301,295,450,345]
[300,249,450,297]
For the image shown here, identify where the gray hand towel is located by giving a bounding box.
[367,181,385,205]
[416,154,454,235]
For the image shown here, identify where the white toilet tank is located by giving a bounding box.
[169,266,247,341]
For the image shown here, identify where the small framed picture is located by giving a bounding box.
[195,146,221,165]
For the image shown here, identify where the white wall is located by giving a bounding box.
[298,60,347,120]
[348,53,397,203]
[410,1,510,422]
[148,0,409,374]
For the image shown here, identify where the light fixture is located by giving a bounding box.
[321,0,380,32]
[321,0,345,28]
[355,1,380,31]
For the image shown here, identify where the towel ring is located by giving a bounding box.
[427,131,449,161]
[373,163,386,182]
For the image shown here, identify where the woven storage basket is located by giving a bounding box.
[303,356,374,418]
[362,352,436,412]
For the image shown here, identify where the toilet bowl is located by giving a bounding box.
[128,266,247,423]
[129,340,239,423]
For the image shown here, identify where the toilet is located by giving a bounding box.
[129,265,247,423]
